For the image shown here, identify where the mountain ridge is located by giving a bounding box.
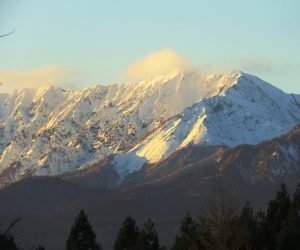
[64,122,300,190]
[0,70,299,187]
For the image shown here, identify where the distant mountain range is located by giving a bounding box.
[0,69,300,188]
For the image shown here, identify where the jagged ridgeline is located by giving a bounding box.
[0,70,300,188]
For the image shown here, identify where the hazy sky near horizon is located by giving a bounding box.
[0,0,299,93]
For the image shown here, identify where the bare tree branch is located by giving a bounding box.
[2,217,22,236]
[0,29,15,38]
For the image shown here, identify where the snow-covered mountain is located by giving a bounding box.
[112,71,300,180]
[0,70,300,187]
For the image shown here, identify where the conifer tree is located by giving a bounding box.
[263,183,291,249]
[236,202,259,250]
[0,234,18,250]
[136,219,160,250]
[255,209,267,249]
[36,246,45,250]
[171,213,202,250]
[66,209,102,250]
[114,216,139,250]
[276,184,300,250]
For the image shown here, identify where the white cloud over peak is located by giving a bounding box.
[126,49,190,81]
[0,65,83,93]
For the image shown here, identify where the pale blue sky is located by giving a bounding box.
[0,0,299,92]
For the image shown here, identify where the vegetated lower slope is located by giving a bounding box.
[123,122,300,188]
[216,123,300,184]
[0,167,281,250]
[64,144,224,188]
[65,123,300,190]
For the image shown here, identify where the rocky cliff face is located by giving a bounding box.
[0,70,300,187]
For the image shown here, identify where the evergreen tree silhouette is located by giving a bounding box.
[35,246,45,250]
[0,234,18,250]
[114,216,139,250]
[276,184,300,249]
[171,213,202,250]
[263,183,291,249]
[66,209,102,250]
[136,219,160,250]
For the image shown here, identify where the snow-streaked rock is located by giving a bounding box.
[112,72,300,179]
[0,70,300,186]
[0,70,242,182]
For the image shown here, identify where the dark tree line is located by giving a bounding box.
[75,184,300,250]
[66,212,162,250]
[2,183,300,249]
[66,210,102,250]
[170,183,300,250]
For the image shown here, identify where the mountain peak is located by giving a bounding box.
[1,68,299,188]
[226,69,243,76]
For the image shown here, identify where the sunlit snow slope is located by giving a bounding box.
[0,70,239,182]
[0,70,300,186]
[113,71,300,179]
